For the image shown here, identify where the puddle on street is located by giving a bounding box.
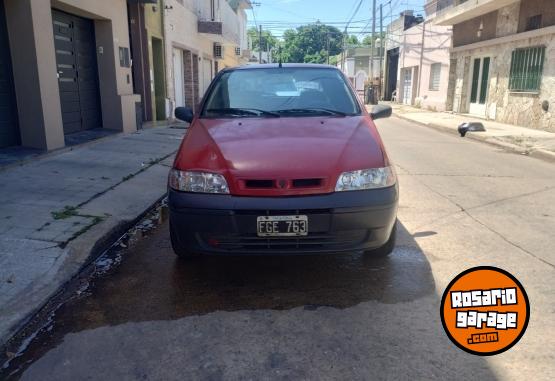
[1,210,435,379]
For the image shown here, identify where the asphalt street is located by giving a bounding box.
[2,116,554,380]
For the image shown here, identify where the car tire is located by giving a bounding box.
[364,222,396,258]
[170,221,200,259]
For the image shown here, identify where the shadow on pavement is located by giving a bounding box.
[2,221,498,380]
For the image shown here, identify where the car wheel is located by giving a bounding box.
[364,222,397,258]
[170,221,200,259]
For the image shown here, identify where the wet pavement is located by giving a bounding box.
[1,215,435,377]
[2,116,555,380]
[2,217,498,380]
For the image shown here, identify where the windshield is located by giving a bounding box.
[202,68,361,118]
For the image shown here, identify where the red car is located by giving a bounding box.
[169,64,397,258]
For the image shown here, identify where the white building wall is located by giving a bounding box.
[164,0,213,113]
[397,21,452,110]
[163,0,249,113]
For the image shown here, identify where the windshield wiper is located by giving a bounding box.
[275,108,347,116]
[206,108,280,117]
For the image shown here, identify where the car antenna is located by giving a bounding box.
[278,45,283,68]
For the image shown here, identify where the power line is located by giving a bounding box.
[249,0,429,39]
[345,0,366,32]
[250,3,259,30]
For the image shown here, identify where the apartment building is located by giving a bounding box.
[164,0,251,115]
[383,11,424,100]
[340,47,384,94]
[128,0,167,122]
[435,0,554,130]
[395,5,452,110]
[0,0,251,153]
[0,0,139,151]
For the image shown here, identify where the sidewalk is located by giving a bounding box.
[383,103,555,163]
[0,125,185,344]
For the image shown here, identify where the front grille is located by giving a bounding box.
[292,178,322,188]
[202,230,368,251]
[245,179,274,188]
[241,178,325,189]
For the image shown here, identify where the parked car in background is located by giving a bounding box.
[168,64,397,258]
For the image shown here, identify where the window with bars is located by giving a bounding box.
[429,63,441,91]
[213,43,223,59]
[525,15,542,31]
[509,47,545,92]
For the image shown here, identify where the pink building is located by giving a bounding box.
[397,21,453,111]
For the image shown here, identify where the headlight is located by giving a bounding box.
[168,169,229,194]
[335,167,396,191]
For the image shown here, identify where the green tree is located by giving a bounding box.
[362,32,386,46]
[281,23,344,64]
[346,34,359,46]
[247,27,278,52]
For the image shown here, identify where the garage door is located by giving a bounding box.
[0,2,19,148]
[53,10,102,134]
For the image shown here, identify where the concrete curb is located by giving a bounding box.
[0,193,167,348]
[0,158,173,347]
[393,113,555,164]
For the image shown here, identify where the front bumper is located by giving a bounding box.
[168,185,398,255]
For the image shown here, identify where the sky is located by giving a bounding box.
[247,0,427,40]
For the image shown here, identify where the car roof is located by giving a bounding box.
[223,63,340,72]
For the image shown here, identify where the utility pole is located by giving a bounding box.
[267,41,271,63]
[417,20,426,97]
[341,33,346,71]
[379,3,383,99]
[327,33,331,65]
[370,0,376,82]
[258,24,262,63]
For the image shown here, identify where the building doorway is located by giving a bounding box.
[402,68,413,105]
[354,70,368,101]
[52,10,102,135]
[151,37,166,120]
[173,48,185,108]
[384,48,399,101]
[468,57,490,117]
[201,58,213,97]
[0,1,19,148]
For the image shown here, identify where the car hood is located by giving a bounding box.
[174,116,386,196]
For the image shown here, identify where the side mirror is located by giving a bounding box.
[175,107,194,123]
[370,105,392,120]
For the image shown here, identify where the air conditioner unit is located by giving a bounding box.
[213,43,223,59]
[235,47,241,56]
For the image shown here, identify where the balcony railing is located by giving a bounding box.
[197,0,240,45]
[425,0,454,18]
[433,0,520,25]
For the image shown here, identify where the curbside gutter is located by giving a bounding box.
[0,163,172,348]
[393,113,555,164]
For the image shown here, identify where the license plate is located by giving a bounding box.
[257,215,308,237]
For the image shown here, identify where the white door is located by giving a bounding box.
[402,68,412,105]
[354,71,367,100]
[173,49,185,108]
[201,58,213,97]
[468,57,490,117]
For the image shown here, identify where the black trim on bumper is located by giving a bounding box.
[168,186,398,255]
